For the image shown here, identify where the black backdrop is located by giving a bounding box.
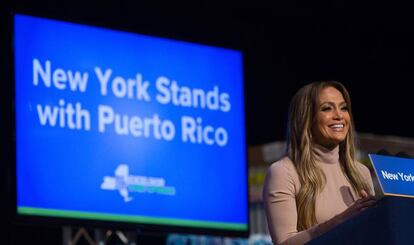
[2,0,414,244]
[4,1,414,145]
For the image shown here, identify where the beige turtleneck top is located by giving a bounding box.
[262,145,374,245]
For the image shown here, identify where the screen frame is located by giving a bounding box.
[1,4,14,244]
[9,9,250,238]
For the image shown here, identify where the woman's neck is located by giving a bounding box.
[313,143,340,164]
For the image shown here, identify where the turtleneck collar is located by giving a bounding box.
[313,144,340,164]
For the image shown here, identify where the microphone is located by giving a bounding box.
[394,151,413,159]
[376,149,391,156]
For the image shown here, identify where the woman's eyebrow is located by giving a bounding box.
[319,101,346,106]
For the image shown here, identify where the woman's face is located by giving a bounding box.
[312,86,350,149]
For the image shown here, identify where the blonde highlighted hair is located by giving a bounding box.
[286,81,371,230]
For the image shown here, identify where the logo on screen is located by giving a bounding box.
[100,164,176,202]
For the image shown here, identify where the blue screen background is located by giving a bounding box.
[15,14,247,226]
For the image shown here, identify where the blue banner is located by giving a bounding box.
[15,14,248,230]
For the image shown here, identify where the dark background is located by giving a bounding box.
[2,0,414,244]
[4,1,414,145]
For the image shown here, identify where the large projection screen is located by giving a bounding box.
[14,13,248,236]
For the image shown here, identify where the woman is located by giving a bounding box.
[262,81,376,245]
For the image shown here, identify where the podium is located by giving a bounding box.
[307,196,414,245]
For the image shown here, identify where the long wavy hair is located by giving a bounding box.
[286,81,371,231]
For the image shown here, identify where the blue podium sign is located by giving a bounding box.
[369,154,414,198]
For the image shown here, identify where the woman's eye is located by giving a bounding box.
[321,107,331,111]
[341,106,348,111]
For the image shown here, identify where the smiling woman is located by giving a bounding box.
[311,86,350,150]
[262,81,377,245]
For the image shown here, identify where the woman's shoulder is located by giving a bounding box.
[354,160,375,195]
[264,156,300,194]
[267,156,300,182]
[354,160,371,175]
[268,156,296,173]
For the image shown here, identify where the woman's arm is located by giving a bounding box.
[263,160,321,245]
[263,160,376,245]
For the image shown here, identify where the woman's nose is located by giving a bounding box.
[334,109,343,119]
